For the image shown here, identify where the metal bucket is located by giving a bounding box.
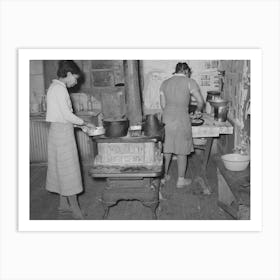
[143,114,164,138]
[206,91,221,114]
[213,105,228,122]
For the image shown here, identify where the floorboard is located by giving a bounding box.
[30,151,232,220]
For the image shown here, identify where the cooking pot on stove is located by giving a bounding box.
[103,118,129,138]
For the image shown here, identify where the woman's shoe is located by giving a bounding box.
[70,207,87,220]
[176,177,192,188]
[72,210,85,220]
[58,205,72,214]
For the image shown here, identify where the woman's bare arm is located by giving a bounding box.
[160,91,166,110]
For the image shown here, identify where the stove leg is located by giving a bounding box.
[142,202,159,220]
[151,203,158,220]
[202,137,214,172]
[103,206,110,220]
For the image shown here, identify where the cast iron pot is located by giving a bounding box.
[103,119,129,138]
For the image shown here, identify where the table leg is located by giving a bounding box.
[202,137,214,172]
[192,137,213,195]
[103,205,110,219]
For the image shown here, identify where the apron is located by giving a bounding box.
[163,105,194,155]
[161,75,194,155]
[46,122,83,196]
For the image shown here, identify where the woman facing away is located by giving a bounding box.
[45,60,94,219]
[159,62,204,188]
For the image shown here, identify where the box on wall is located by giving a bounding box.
[92,70,115,87]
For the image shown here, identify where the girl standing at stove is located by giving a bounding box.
[160,62,204,188]
[46,60,93,219]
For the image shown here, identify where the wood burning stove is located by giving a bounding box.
[89,136,163,219]
[88,61,163,219]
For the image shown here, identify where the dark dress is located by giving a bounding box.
[160,74,199,155]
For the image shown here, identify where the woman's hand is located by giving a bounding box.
[80,121,96,134]
[81,126,89,133]
[85,123,96,129]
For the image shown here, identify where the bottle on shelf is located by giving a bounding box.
[97,112,104,127]
[90,96,95,110]
[87,95,92,111]
[41,95,47,112]
[78,95,83,111]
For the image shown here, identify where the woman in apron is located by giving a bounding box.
[46,60,94,219]
[160,62,204,188]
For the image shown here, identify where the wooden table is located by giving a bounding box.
[191,113,233,194]
[192,113,233,138]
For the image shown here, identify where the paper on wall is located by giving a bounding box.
[143,70,170,110]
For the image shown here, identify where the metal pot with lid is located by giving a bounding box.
[205,91,221,114]
[206,91,221,102]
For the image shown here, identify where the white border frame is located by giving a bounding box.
[19,49,262,232]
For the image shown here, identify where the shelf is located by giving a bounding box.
[75,110,101,117]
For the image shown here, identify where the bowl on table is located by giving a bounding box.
[221,153,250,171]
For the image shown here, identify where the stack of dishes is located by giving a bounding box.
[190,112,204,126]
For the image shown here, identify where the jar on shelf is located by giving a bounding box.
[87,95,92,111]
[41,95,47,112]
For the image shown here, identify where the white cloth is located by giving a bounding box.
[46,79,84,125]
[46,123,83,196]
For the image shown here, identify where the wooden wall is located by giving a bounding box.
[30,61,45,105]
[217,60,250,154]
[30,60,126,164]
[43,60,123,94]
[141,60,220,115]
[43,60,126,119]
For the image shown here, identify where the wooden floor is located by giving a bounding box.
[30,151,232,220]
